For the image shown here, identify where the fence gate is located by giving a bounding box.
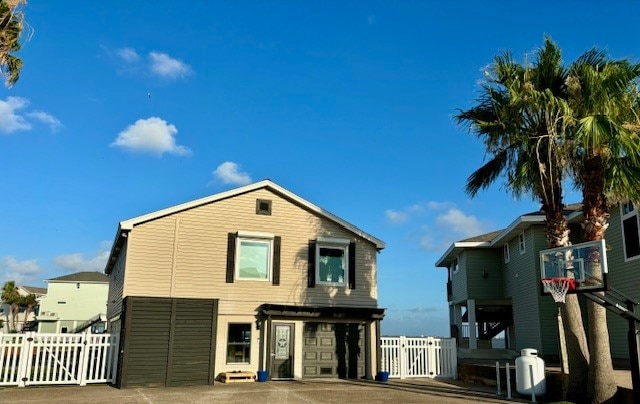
[380,336,457,379]
[0,332,119,387]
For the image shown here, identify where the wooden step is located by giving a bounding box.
[220,371,256,383]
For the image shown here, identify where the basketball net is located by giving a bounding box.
[542,278,572,304]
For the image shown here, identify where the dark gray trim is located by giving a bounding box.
[348,242,356,289]
[226,233,236,283]
[308,240,316,287]
[209,299,218,385]
[375,320,382,375]
[273,236,281,286]
[364,321,372,380]
[258,304,385,321]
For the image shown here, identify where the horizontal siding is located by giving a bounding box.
[503,228,543,351]
[450,252,467,304]
[125,188,379,313]
[465,249,503,300]
[122,299,172,387]
[604,206,637,359]
[107,242,127,323]
[533,227,560,356]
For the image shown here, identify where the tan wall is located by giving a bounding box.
[122,188,379,314]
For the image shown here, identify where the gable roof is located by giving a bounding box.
[20,286,47,295]
[435,204,583,267]
[47,271,109,283]
[105,179,385,274]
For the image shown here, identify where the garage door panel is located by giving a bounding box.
[302,322,364,379]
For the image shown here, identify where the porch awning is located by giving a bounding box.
[257,304,385,321]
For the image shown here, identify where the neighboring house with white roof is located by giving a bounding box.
[37,271,109,333]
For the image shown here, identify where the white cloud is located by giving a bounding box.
[53,241,111,273]
[117,47,141,63]
[149,52,192,79]
[385,200,450,224]
[111,117,191,156]
[27,111,62,132]
[436,208,483,238]
[0,257,42,285]
[212,161,252,186]
[385,209,408,224]
[0,97,31,133]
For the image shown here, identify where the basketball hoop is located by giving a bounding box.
[541,277,576,303]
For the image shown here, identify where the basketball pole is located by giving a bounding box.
[556,306,569,375]
[626,299,640,404]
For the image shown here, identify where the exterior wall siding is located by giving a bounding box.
[502,229,543,352]
[107,242,127,322]
[120,188,379,315]
[450,252,468,304]
[604,205,639,359]
[465,249,503,300]
[533,226,561,356]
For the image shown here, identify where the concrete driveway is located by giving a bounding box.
[0,379,526,404]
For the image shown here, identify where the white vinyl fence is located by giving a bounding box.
[380,336,457,379]
[0,332,119,387]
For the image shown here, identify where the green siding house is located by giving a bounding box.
[436,202,640,361]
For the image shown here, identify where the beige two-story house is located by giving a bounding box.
[105,180,385,388]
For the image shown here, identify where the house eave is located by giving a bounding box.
[435,208,585,268]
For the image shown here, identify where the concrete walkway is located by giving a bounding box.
[0,379,527,404]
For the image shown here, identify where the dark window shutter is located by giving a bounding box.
[272,236,281,286]
[348,242,356,289]
[308,240,316,288]
[226,233,236,283]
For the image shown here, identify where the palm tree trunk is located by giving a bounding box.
[544,200,590,403]
[561,296,591,403]
[583,156,617,403]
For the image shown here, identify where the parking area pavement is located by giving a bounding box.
[0,379,526,404]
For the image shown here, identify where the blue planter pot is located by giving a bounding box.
[376,371,389,382]
[257,370,269,382]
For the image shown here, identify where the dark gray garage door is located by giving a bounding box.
[118,297,218,388]
[302,322,364,378]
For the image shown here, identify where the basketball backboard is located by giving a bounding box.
[539,239,608,295]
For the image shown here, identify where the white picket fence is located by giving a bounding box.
[0,332,119,387]
[380,336,457,379]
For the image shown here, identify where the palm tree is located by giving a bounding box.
[1,280,20,331]
[455,38,590,403]
[19,293,37,330]
[567,50,640,403]
[0,0,27,87]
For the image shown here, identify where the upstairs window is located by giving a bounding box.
[451,258,459,274]
[237,237,272,280]
[519,231,526,254]
[621,202,640,260]
[227,231,281,284]
[308,237,356,289]
[504,244,510,263]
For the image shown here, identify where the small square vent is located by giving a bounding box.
[256,199,272,215]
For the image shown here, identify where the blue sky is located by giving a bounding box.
[1,1,639,336]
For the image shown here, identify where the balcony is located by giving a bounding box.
[37,311,59,321]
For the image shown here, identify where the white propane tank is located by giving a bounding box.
[515,348,546,396]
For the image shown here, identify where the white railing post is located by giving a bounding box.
[17,332,34,387]
[78,331,91,386]
[427,337,437,378]
[399,336,406,379]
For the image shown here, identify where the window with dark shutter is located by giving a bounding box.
[308,240,316,287]
[272,236,281,285]
[226,233,236,283]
